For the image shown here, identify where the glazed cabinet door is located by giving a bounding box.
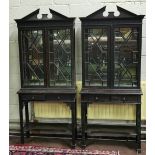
[83,27,109,87]
[113,27,140,88]
[47,28,72,87]
[20,30,45,87]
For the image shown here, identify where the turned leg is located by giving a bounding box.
[81,102,87,148]
[19,96,24,144]
[75,100,77,140]
[71,102,76,148]
[85,105,88,139]
[25,101,30,138]
[136,104,141,153]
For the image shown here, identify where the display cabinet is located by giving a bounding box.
[80,6,144,152]
[15,9,76,147]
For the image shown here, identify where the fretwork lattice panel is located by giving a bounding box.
[22,30,44,86]
[84,28,108,87]
[114,27,139,87]
[49,29,72,86]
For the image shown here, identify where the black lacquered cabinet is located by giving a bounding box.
[16,10,75,87]
[80,6,144,152]
[15,9,76,147]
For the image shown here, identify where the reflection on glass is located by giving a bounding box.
[84,28,108,86]
[49,29,71,86]
[114,27,139,87]
[22,30,44,86]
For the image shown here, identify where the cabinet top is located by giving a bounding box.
[17,88,76,94]
[80,6,144,22]
[15,8,75,27]
[81,88,142,95]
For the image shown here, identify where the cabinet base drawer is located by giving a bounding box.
[21,95,45,101]
[82,94,140,104]
[111,95,139,103]
[45,94,75,102]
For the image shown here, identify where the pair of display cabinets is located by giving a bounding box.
[15,6,144,153]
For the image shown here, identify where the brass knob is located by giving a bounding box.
[95,96,99,100]
[123,97,126,102]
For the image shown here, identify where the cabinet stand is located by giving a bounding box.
[81,88,142,152]
[18,88,77,148]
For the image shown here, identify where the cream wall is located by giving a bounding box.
[9,0,146,124]
[34,81,146,120]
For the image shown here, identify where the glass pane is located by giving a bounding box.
[84,28,108,86]
[49,29,71,86]
[114,27,139,87]
[22,30,44,86]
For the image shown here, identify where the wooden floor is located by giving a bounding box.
[9,136,146,155]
